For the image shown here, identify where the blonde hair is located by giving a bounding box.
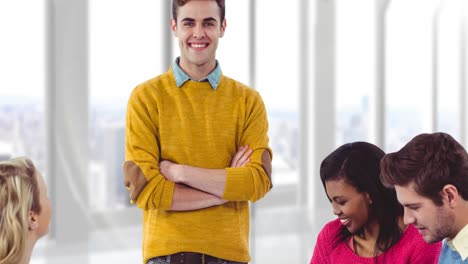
[0,157,40,264]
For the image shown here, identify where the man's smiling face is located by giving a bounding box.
[171,0,226,72]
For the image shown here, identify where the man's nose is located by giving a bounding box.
[193,25,205,38]
[403,208,415,225]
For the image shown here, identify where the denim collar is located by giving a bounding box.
[447,224,468,261]
[172,57,222,90]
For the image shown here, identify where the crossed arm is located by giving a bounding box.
[160,145,253,211]
[124,86,272,211]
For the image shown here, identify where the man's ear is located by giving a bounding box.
[29,211,39,231]
[219,18,226,38]
[442,184,459,208]
[170,18,178,37]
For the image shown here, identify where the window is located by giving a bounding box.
[335,0,375,144]
[437,0,464,137]
[26,1,468,264]
[0,0,47,174]
[256,0,300,189]
[254,1,303,262]
[216,0,251,86]
[385,0,437,151]
[88,0,162,211]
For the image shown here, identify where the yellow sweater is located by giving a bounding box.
[124,68,273,263]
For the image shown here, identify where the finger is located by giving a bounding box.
[238,149,252,164]
[231,145,248,167]
[234,145,247,159]
[237,148,253,166]
[240,158,250,167]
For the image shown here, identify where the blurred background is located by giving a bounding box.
[0,0,466,263]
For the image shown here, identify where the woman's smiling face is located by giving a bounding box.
[325,179,373,234]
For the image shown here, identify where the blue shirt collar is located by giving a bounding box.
[172,57,222,90]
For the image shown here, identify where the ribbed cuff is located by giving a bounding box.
[137,178,175,210]
[223,167,251,201]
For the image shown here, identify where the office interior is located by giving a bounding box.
[0,0,467,263]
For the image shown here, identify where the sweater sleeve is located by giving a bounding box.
[123,85,175,210]
[223,91,273,202]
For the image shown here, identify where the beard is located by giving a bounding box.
[424,206,455,243]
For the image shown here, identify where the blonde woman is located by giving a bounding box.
[0,157,51,264]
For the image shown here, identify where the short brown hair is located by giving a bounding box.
[172,0,226,24]
[380,132,468,205]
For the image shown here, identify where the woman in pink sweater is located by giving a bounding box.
[310,142,441,264]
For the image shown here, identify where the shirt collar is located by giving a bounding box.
[172,57,222,90]
[447,224,468,261]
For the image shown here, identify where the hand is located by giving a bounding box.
[230,145,253,167]
[159,160,183,183]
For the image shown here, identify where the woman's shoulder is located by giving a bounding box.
[400,224,428,244]
[321,218,341,233]
[396,224,423,246]
[312,219,353,262]
[316,218,342,243]
[388,224,442,259]
[402,224,442,248]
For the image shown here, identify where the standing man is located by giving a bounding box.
[123,1,273,264]
[380,132,468,263]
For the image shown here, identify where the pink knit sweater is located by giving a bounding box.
[310,219,441,264]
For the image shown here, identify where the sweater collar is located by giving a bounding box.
[172,57,222,90]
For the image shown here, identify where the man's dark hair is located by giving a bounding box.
[172,0,226,24]
[380,132,468,206]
